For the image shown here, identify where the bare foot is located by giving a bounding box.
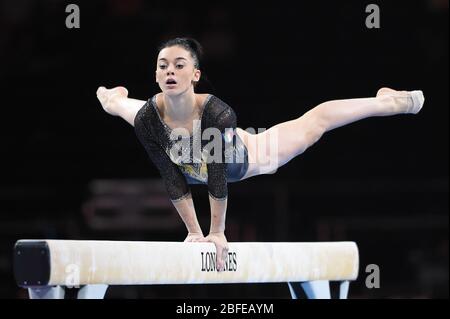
[376,87,425,114]
[96,86,129,116]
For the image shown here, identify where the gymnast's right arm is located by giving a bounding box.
[133,109,205,241]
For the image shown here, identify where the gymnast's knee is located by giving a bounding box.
[300,114,327,148]
[291,123,326,156]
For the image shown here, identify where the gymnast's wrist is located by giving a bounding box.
[209,221,225,234]
[185,223,203,234]
[209,228,225,234]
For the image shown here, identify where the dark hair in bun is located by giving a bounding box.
[158,37,203,69]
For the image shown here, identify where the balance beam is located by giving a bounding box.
[13,240,359,299]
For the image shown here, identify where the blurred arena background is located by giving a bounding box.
[0,0,448,298]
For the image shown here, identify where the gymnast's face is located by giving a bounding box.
[156,46,201,96]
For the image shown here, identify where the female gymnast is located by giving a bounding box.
[96,37,424,271]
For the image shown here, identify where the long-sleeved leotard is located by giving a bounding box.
[134,94,249,202]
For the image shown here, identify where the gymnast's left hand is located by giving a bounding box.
[203,232,229,272]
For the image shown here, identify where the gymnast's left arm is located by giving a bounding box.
[202,106,237,271]
[205,196,229,272]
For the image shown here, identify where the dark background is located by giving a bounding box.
[0,0,448,298]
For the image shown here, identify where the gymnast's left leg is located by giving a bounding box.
[240,88,424,178]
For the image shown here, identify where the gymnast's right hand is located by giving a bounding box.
[184,232,205,242]
[96,86,129,116]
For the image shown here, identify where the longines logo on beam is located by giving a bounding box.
[201,252,237,272]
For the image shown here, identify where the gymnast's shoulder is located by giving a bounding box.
[201,93,236,121]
